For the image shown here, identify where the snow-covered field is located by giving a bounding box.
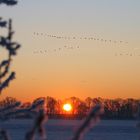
[0,120,139,140]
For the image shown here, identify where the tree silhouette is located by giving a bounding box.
[0,0,20,93]
[0,0,17,5]
[46,96,57,115]
[0,1,21,139]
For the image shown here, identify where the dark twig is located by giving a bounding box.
[25,110,48,140]
[137,103,140,140]
[0,129,10,140]
[72,104,104,140]
[0,0,17,6]
[0,19,20,93]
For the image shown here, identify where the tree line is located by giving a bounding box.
[0,96,139,120]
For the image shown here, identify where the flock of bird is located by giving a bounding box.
[33,47,140,57]
[32,32,140,57]
[115,53,140,57]
[33,32,128,44]
[33,45,80,54]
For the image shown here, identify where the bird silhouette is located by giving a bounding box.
[33,32,128,45]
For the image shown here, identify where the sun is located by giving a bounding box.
[63,103,72,112]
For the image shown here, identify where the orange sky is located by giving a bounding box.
[0,0,140,102]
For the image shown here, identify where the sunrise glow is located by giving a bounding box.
[63,104,72,112]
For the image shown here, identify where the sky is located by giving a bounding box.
[0,0,140,102]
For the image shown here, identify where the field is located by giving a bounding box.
[0,120,139,140]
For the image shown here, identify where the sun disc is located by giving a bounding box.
[63,103,72,112]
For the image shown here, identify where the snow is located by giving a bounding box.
[0,120,139,140]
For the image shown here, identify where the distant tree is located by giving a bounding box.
[0,97,21,121]
[85,97,93,109]
[55,99,62,114]
[77,101,87,116]
[0,96,19,108]
[46,96,57,115]
[69,97,81,114]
